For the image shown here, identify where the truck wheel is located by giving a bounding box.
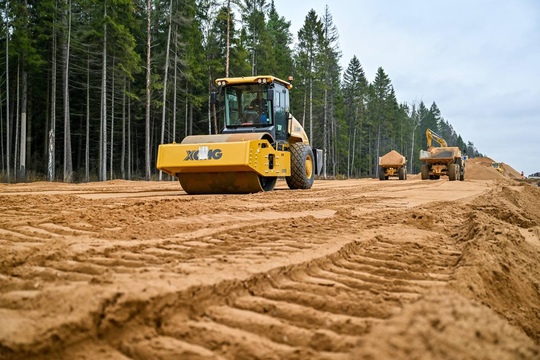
[399,166,406,180]
[286,143,315,190]
[448,163,457,181]
[421,164,429,180]
[455,164,461,181]
[379,166,386,180]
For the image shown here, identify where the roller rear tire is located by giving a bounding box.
[286,143,315,190]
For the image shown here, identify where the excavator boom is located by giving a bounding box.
[426,128,448,148]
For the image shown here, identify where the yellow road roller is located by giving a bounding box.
[157,75,323,194]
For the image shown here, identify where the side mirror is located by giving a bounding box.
[210,91,217,105]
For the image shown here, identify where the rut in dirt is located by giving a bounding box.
[108,223,462,360]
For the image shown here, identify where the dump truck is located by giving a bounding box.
[379,150,407,180]
[156,75,323,194]
[419,128,465,181]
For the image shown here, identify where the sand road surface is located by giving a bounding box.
[1,172,540,359]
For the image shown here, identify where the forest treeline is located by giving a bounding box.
[0,0,482,183]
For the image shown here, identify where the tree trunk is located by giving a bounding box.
[309,77,313,147]
[47,2,57,182]
[323,88,327,173]
[63,0,73,183]
[85,53,90,182]
[127,82,131,180]
[5,4,10,183]
[225,0,230,77]
[207,78,211,135]
[159,0,173,181]
[358,118,362,177]
[14,63,20,181]
[100,2,108,181]
[410,124,417,174]
[333,104,338,176]
[172,31,178,143]
[145,0,152,181]
[19,68,27,182]
[347,128,351,178]
[0,93,3,174]
[350,127,356,177]
[110,57,115,180]
[301,80,306,128]
[375,121,381,178]
[121,78,126,179]
[184,83,188,137]
[189,101,193,136]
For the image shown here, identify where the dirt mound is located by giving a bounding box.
[450,183,540,341]
[379,150,406,166]
[408,156,521,181]
[466,157,522,180]
[500,162,522,179]
[352,288,539,359]
[352,180,540,359]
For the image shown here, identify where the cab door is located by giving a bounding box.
[273,84,288,141]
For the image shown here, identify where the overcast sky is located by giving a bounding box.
[272,0,540,176]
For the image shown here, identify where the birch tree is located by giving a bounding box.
[296,10,324,145]
[48,2,57,182]
[320,5,341,176]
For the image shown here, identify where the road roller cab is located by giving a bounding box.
[157,75,323,194]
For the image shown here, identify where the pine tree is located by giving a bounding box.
[294,9,324,145]
[259,1,293,79]
[320,5,342,176]
[368,67,393,176]
[238,0,269,76]
[342,56,368,177]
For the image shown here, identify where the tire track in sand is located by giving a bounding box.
[106,220,462,360]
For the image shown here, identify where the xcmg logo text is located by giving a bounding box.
[184,149,223,161]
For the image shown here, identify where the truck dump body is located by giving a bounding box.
[379,150,407,180]
[420,147,461,163]
[379,150,406,167]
